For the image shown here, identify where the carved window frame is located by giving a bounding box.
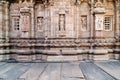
[104,15,113,31]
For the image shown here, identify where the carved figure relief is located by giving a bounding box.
[21,13,30,32]
[37,17,43,31]
[95,15,103,30]
[59,14,65,31]
[81,16,87,31]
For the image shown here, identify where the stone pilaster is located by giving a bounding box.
[4,1,10,60]
[0,1,10,61]
[0,2,3,39]
[4,2,9,42]
[114,0,120,60]
[31,3,35,38]
[0,2,4,61]
[115,1,120,37]
[90,0,95,39]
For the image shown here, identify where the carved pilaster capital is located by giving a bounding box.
[48,0,54,6]
[88,0,95,7]
[0,2,3,6]
[75,0,81,5]
[116,1,120,7]
[81,0,88,2]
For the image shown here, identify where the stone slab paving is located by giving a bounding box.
[19,63,48,80]
[0,63,19,76]
[0,61,119,80]
[79,61,116,80]
[38,63,61,80]
[61,62,85,80]
[0,62,6,66]
[0,63,31,80]
[95,61,120,80]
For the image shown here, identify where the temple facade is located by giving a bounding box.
[0,0,119,61]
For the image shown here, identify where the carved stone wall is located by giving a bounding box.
[0,0,119,61]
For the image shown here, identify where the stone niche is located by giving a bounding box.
[94,1,106,38]
[52,2,74,38]
[20,7,31,38]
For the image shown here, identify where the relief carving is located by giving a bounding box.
[81,16,87,31]
[20,13,30,32]
[37,17,43,31]
[95,15,104,30]
[59,14,65,31]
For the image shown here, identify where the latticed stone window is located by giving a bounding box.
[104,16,112,31]
[13,17,20,30]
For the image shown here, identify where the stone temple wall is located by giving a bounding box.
[0,0,119,61]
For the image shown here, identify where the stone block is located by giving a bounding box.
[108,53,115,59]
[47,55,78,61]
[114,54,120,60]
[82,54,89,60]
[0,55,4,61]
[0,54,9,61]
[93,54,109,60]
[77,54,83,60]
[16,55,33,62]
[41,54,48,61]
[35,54,42,60]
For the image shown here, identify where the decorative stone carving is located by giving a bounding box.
[115,32,120,42]
[48,0,54,6]
[0,0,119,61]
[59,14,65,31]
[94,1,105,31]
[37,17,43,31]
[81,0,88,3]
[94,0,106,14]
[20,0,29,8]
[81,16,87,31]
[20,13,30,32]
[75,0,81,5]
[95,15,104,30]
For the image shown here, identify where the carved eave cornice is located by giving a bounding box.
[107,0,120,2]
[81,0,88,3]
[0,0,9,8]
[35,0,48,4]
[75,0,92,6]
[18,0,34,8]
[93,0,106,14]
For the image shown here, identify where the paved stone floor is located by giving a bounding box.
[0,61,120,80]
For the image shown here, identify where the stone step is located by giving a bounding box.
[16,55,33,62]
[47,55,78,61]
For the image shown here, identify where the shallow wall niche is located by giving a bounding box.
[94,0,106,38]
[20,7,31,38]
[79,2,90,38]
